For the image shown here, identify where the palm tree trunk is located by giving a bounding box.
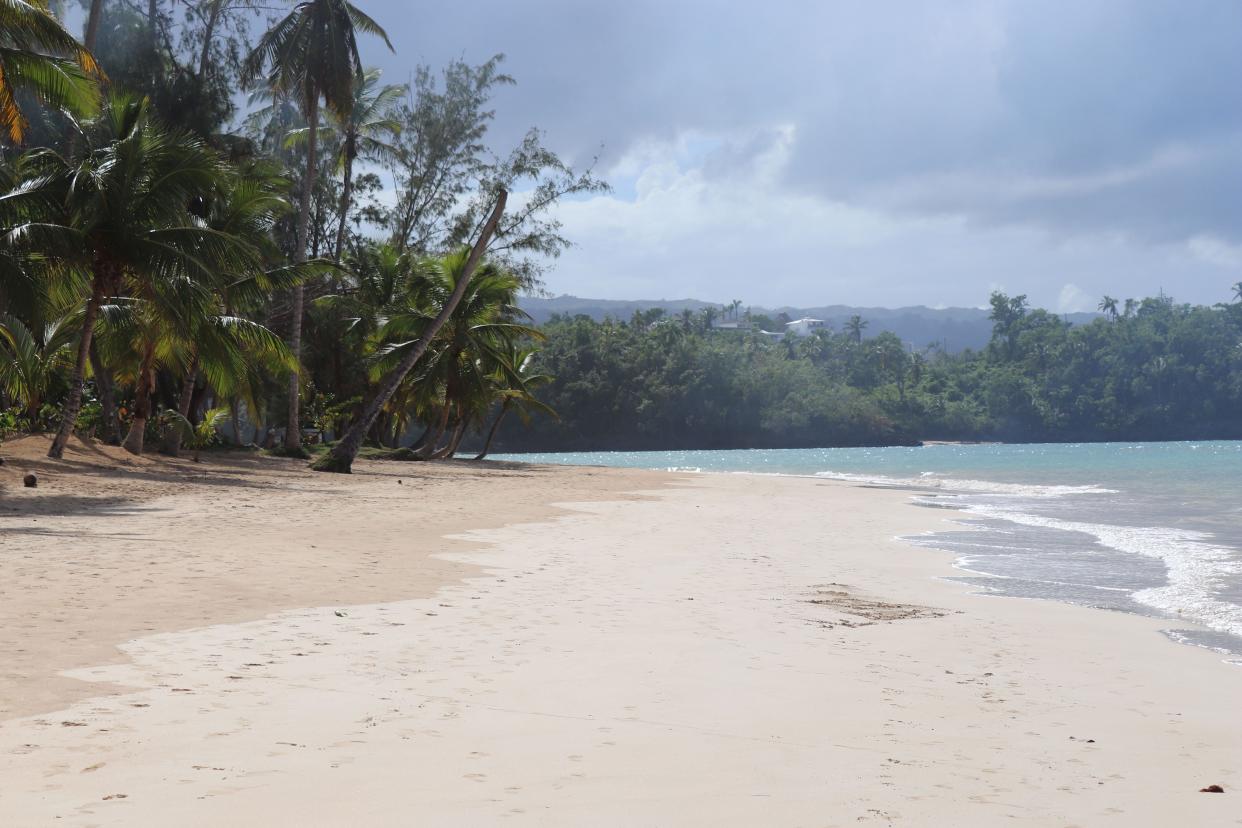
[123,344,157,455]
[84,0,105,51]
[48,279,105,459]
[164,356,198,456]
[285,96,319,454]
[230,398,242,446]
[431,420,464,460]
[416,404,450,459]
[89,342,119,444]
[333,154,354,263]
[313,190,507,473]
[473,402,510,460]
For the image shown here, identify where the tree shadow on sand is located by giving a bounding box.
[0,493,156,520]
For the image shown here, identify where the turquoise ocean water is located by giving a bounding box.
[493,442,1242,658]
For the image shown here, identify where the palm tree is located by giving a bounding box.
[0,0,101,143]
[367,234,539,459]
[0,95,254,458]
[289,68,402,262]
[473,345,556,460]
[160,166,313,455]
[95,294,293,454]
[243,0,392,455]
[1098,295,1118,320]
[846,315,868,344]
[313,191,506,473]
[0,311,76,425]
[162,405,229,461]
[1232,281,1242,304]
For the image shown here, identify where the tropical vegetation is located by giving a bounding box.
[0,0,598,469]
[492,291,1242,452]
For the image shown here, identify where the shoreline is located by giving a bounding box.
[499,457,1242,666]
[1,437,1239,824]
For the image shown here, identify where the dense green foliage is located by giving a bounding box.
[0,0,597,462]
[492,293,1242,452]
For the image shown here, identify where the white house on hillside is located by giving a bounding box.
[784,318,826,337]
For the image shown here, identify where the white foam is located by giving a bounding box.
[814,470,1116,498]
[964,503,1242,638]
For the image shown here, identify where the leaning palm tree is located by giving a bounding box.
[312,190,506,473]
[288,68,402,262]
[243,0,392,455]
[0,0,101,143]
[372,252,542,459]
[0,95,255,458]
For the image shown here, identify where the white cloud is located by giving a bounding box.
[1056,283,1092,314]
[1187,235,1242,269]
[540,128,1238,308]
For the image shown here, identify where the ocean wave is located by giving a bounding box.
[814,470,1116,497]
[963,504,1242,638]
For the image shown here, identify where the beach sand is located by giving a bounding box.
[0,435,1238,825]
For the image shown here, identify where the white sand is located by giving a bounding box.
[1,441,1239,825]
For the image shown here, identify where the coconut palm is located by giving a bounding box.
[160,405,229,461]
[0,0,101,144]
[243,0,392,454]
[96,295,294,454]
[288,68,402,262]
[162,167,315,455]
[313,190,506,473]
[368,241,541,459]
[473,345,556,460]
[846,315,868,344]
[0,310,76,425]
[1098,295,1119,320]
[0,95,256,458]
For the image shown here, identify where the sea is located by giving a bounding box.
[492,442,1242,660]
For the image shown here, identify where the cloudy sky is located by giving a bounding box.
[358,0,1242,310]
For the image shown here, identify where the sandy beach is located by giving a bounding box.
[0,436,1238,826]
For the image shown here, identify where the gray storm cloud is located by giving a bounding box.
[356,0,1242,306]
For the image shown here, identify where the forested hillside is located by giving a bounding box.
[486,291,1242,452]
[519,295,1100,353]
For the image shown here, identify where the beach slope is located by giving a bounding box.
[0,437,1237,825]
